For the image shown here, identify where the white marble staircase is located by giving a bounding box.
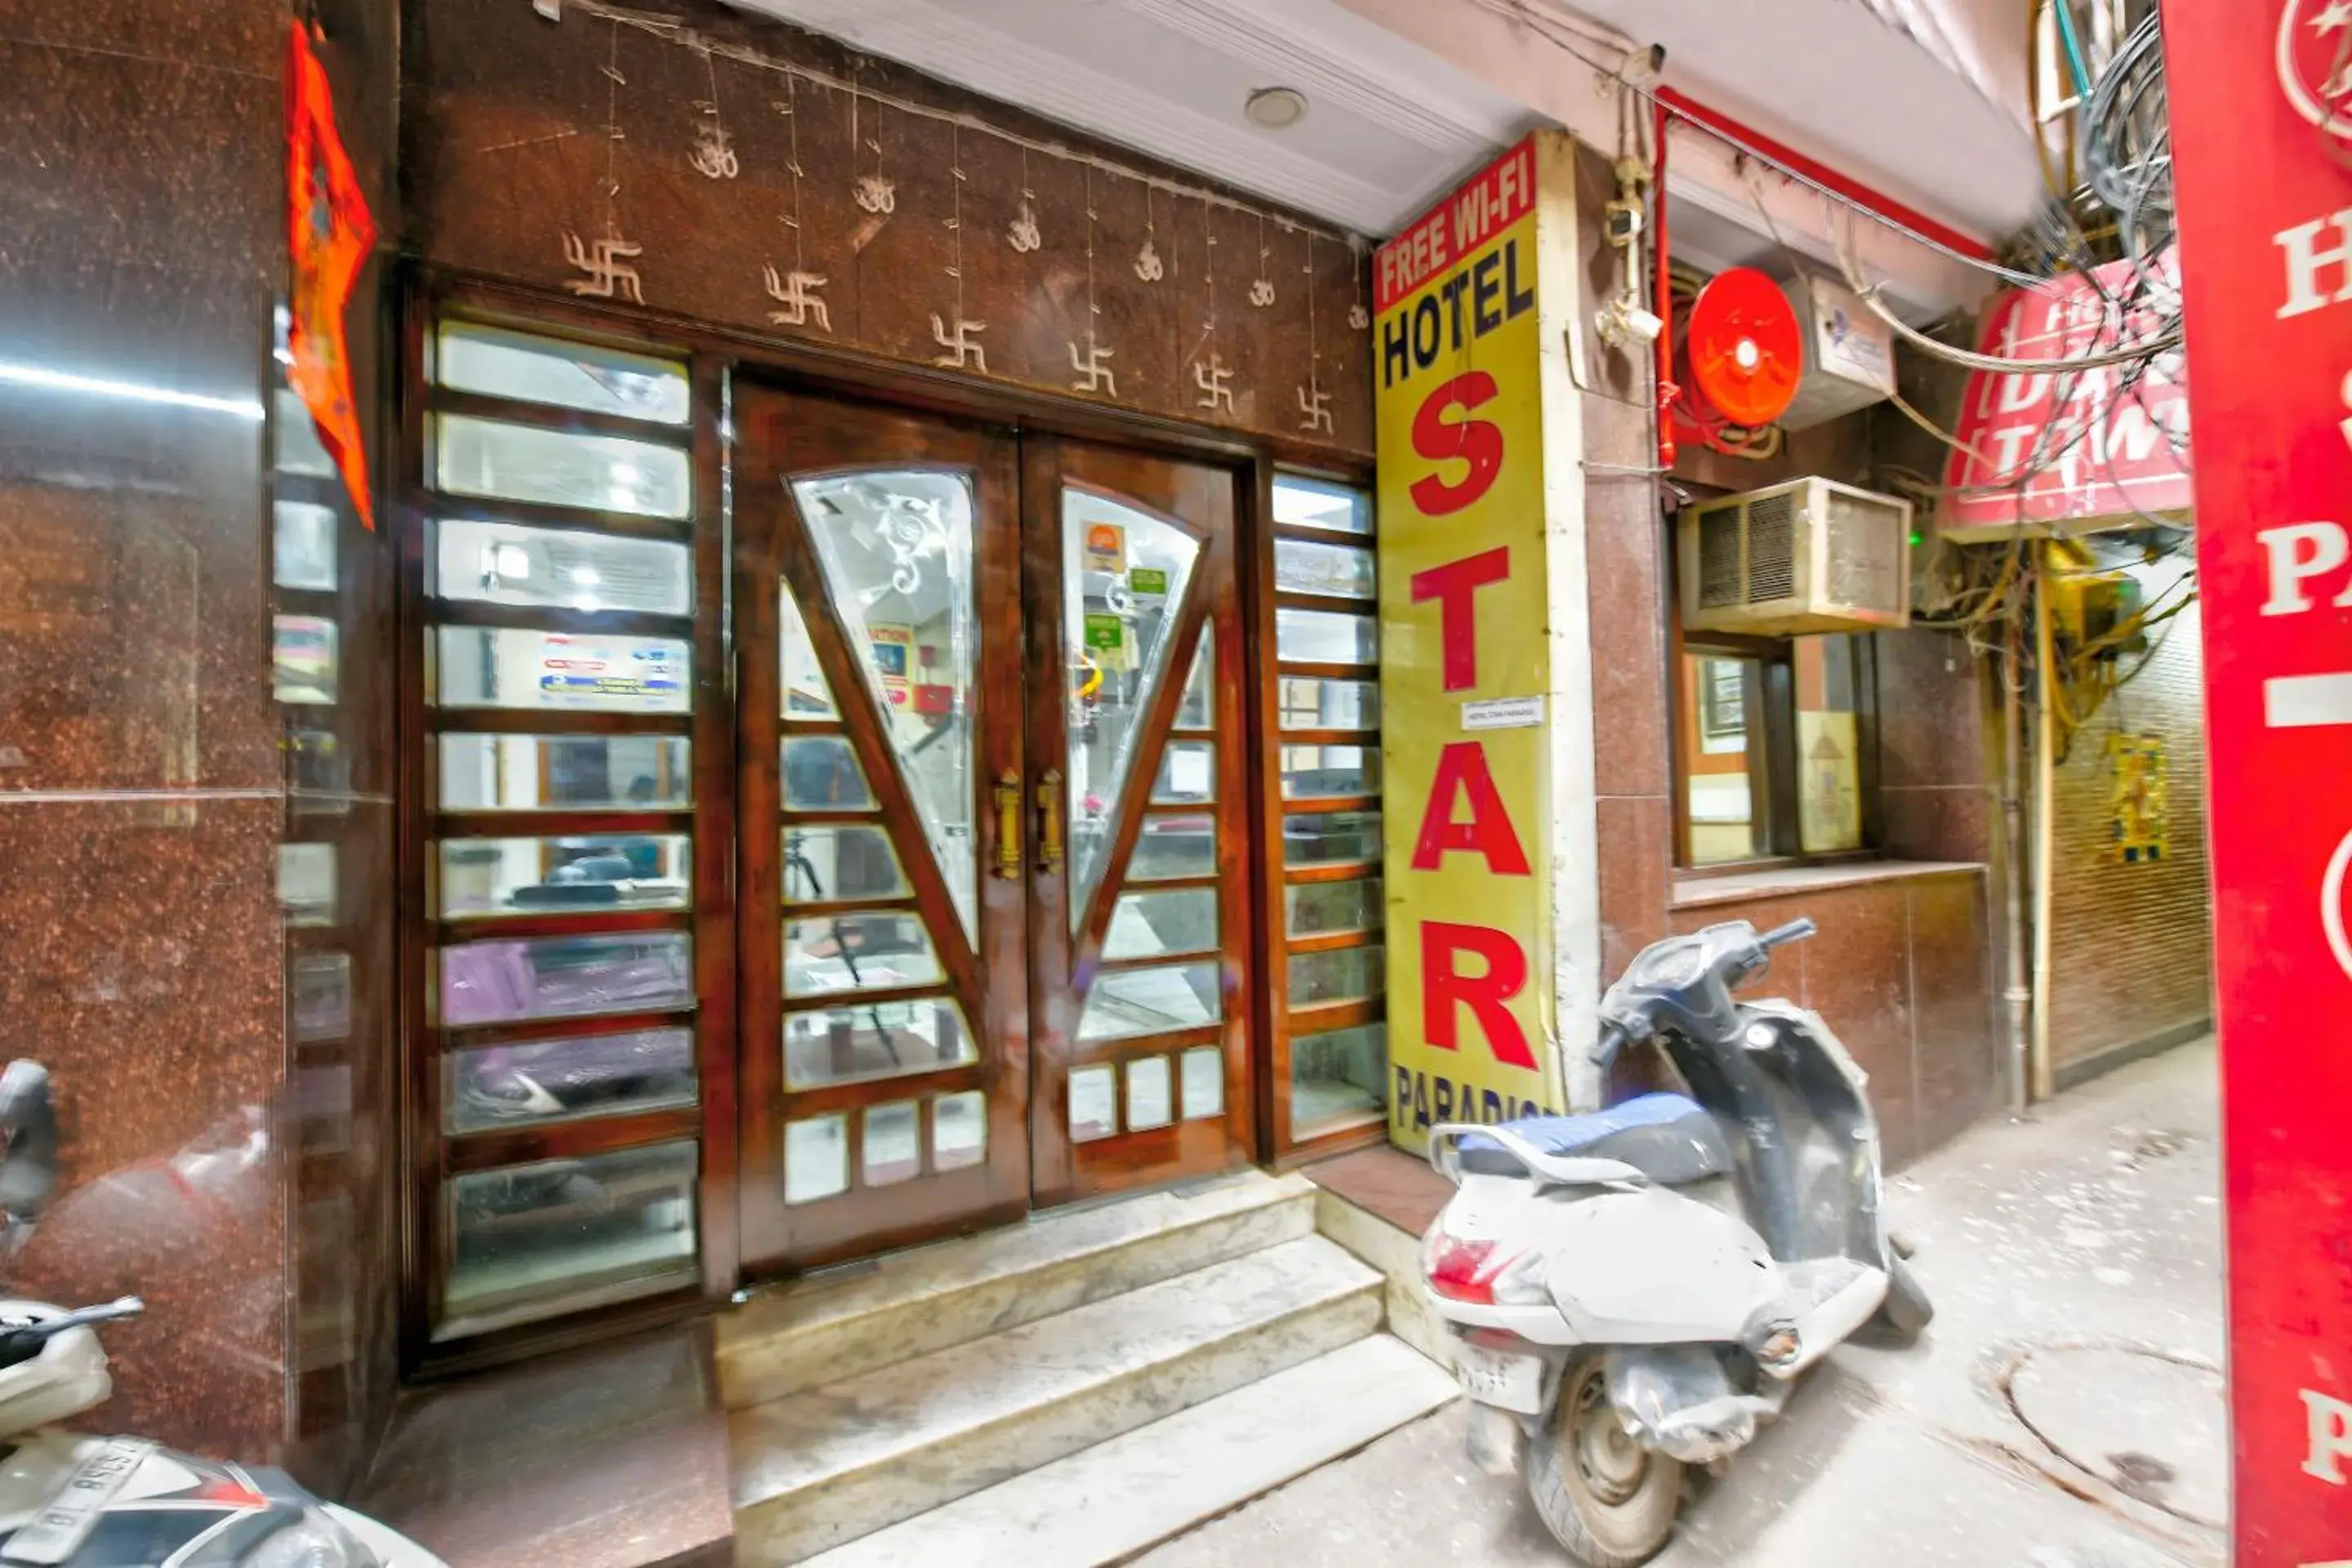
[719,1170,1455,1566]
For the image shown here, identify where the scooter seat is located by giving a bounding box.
[1459,1094,1733,1185]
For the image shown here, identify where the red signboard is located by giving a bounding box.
[2164,1,2352,1562]
[1941,252,2193,531]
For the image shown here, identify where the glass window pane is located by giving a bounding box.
[439,734,690,813]
[786,913,942,998]
[442,1141,697,1337]
[785,997,974,1089]
[1278,677,1379,731]
[274,500,338,591]
[274,388,336,477]
[794,470,977,940]
[1287,877,1383,938]
[1272,474,1372,536]
[1281,743,1379,800]
[1290,942,1384,1008]
[439,932,693,1027]
[434,519,691,616]
[1125,1057,1174,1132]
[280,843,336,926]
[435,413,691,519]
[1291,1023,1389,1138]
[1797,635,1864,854]
[1077,961,1222,1042]
[783,826,908,905]
[434,627,690,714]
[863,1102,921,1187]
[1284,810,1383,867]
[1150,742,1215,804]
[1176,637,1213,728]
[1069,1064,1117,1143]
[435,321,691,425]
[785,1115,849,1205]
[933,1090,987,1172]
[1181,1047,1224,1120]
[1103,887,1219,960]
[1685,652,1761,865]
[1273,537,1375,599]
[437,834,689,919]
[782,736,873,810]
[447,1027,697,1134]
[1061,491,1204,928]
[781,584,838,720]
[1127,815,1218,881]
[293,951,353,1043]
[1276,608,1377,665]
[275,615,338,704]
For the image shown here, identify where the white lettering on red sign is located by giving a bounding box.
[2258,523,2352,614]
[2305,1388,2352,1485]
[2277,209,2352,319]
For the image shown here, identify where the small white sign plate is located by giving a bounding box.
[1462,695,1545,731]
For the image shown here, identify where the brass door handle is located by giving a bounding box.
[994,769,1023,880]
[1037,768,1065,875]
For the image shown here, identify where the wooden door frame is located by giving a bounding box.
[395,267,1374,1373]
[731,383,1031,1274]
[1020,435,1256,1207]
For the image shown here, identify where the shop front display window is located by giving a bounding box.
[1267,474,1388,1147]
[415,314,710,1356]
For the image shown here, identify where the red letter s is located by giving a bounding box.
[1409,372,1504,517]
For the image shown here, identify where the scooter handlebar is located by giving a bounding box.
[1758,917,1817,948]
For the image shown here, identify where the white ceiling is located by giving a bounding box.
[728,0,2042,318]
[728,0,1540,237]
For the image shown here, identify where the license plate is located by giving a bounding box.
[4,1438,156,1566]
[1454,1343,1544,1414]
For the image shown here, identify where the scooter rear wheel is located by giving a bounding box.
[1524,1353,1682,1568]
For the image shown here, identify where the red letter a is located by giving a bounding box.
[1421,922,1535,1070]
[1410,741,1530,875]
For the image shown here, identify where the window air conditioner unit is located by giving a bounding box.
[1678,476,1913,636]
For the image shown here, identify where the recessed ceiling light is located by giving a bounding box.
[1245,87,1308,131]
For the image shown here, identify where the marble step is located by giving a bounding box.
[800,1334,1459,1568]
[730,1234,1383,1566]
[718,1170,1316,1410]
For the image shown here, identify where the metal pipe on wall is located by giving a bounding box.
[2030,539,2057,1102]
[2003,595,2033,1117]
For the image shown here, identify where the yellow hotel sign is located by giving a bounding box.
[1375,134,1581,1152]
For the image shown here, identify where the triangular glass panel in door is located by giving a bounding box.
[1062,491,1200,929]
[793,471,979,942]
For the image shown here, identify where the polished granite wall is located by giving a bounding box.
[0,0,399,1485]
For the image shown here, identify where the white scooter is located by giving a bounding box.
[1419,917,1932,1566]
[0,1064,446,1567]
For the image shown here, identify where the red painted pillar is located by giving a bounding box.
[2163,3,2352,1562]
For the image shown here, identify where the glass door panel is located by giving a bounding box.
[1023,439,1252,1205]
[795,471,981,942]
[734,387,1029,1273]
[1059,492,1201,923]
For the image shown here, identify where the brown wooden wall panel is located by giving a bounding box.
[403,0,1374,457]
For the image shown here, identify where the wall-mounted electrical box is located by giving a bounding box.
[1776,274,1897,431]
[1680,475,1914,636]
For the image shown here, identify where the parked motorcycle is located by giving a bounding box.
[0,1064,448,1566]
[1419,917,1931,1566]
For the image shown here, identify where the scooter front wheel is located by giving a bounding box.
[1524,1353,1682,1568]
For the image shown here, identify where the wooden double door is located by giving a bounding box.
[733,386,1254,1273]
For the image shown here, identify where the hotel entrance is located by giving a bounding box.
[731,387,1254,1274]
[401,277,1383,1368]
